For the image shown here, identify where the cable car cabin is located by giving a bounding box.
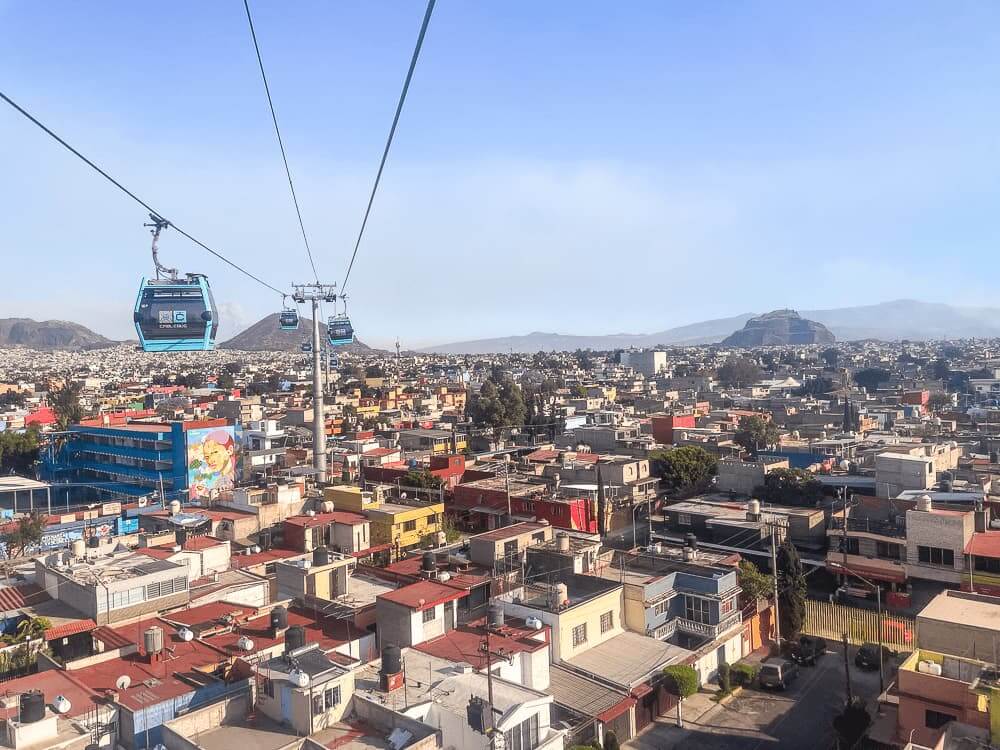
[279,309,299,331]
[327,316,354,347]
[134,276,217,352]
[300,342,313,353]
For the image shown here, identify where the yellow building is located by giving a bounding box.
[367,500,445,555]
[324,485,380,514]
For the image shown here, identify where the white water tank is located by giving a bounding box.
[525,616,543,630]
[71,539,86,559]
[556,532,570,552]
[321,501,335,513]
[52,695,71,714]
[289,669,310,688]
[169,500,181,516]
[437,572,452,583]
[916,495,933,512]
[917,661,942,676]
[747,499,761,518]
[237,636,254,652]
[177,628,194,642]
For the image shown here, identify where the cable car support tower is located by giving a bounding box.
[291,283,338,484]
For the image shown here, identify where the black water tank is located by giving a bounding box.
[260,528,273,551]
[285,625,306,652]
[421,551,436,573]
[381,644,402,675]
[270,605,288,631]
[19,691,45,723]
[87,536,100,549]
[176,527,188,547]
[685,533,698,550]
[313,546,330,566]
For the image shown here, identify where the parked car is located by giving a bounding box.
[855,643,892,670]
[790,635,827,666]
[758,658,799,690]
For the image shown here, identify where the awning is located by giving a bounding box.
[596,697,637,723]
[827,560,906,585]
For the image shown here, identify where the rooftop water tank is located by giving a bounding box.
[285,625,306,653]
[144,626,164,655]
[556,532,570,552]
[19,691,45,723]
[270,606,288,631]
[487,602,505,629]
[177,628,194,642]
[381,644,402,675]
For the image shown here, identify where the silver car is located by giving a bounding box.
[758,658,799,690]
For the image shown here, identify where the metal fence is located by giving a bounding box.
[802,600,915,652]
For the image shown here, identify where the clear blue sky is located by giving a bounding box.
[3,1,1000,348]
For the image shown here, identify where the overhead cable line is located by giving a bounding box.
[0,90,284,296]
[242,0,320,283]
[339,0,436,295]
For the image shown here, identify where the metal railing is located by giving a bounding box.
[676,611,742,639]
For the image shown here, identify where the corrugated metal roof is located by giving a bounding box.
[548,664,630,716]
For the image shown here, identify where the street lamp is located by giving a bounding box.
[835,567,886,706]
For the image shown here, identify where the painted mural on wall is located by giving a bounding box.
[186,426,237,500]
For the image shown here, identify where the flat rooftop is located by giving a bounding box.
[918,590,1000,632]
[173,713,296,750]
[45,551,184,585]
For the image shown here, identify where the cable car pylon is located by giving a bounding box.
[290,283,338,484]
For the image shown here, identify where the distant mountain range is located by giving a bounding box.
[219,313,373,353]
[0,318,115,350]
[420,300,1000,353]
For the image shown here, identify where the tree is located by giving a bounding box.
[602,732,620,750]
[833,698,872,749]
[0,429,40,475]
[927,392,953,412]
[0,514,46,581]
[739,559,773,602]
[820,348,839,369]
[853,368,890,393]
[795,377,834,398]
[717,357,762,388]
[776,539,806,643]
[758,468,824,506]
[402,469,443,490]
[0,391,26,409]
[467,376,526,438]
[929,359,950,381]
[216,371,235,390]
[649,446,717,496]
[13,616,51,644]
[734,415,780,456]
[574,349,595,371]
[48,382,83,430]
[662,664,699,727]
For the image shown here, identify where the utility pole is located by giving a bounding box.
[771,522,782,648]
[842,632,853,705]
[292,283,338,484]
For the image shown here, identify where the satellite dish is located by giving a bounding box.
[116,675,131,691]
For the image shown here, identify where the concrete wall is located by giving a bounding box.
[351,697,441,750]
[905,509,971,584]
[876,453,933,498]
[161,693,250,750]
[375,598,414,648]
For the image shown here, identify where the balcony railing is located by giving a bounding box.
[828,517,906,539]
[676,611,742,640]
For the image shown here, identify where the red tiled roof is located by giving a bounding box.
[414,618,547,668]
[0,584,50,612]
[966,532,1000,558]
[93,625,135,650]
[377,580,467,611]
[44,618,97,641]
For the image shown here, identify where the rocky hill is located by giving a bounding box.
[220,313,373,353]
[0,318,115,350]
[722,309,835,347]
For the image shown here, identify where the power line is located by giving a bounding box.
[242,0,319,283]
[0,89,284,296]
[340,0,436,295]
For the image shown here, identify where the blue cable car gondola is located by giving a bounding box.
[301,341,313,353]
[133,215,218,352]
[134,275,217,352]
[278,300,299,331]
[327,315,354,347]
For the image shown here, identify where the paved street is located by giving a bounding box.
[625,643,889,750]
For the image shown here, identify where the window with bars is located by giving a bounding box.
[422,606,437,623]
[600,611,614,633]
[324,686,341,708]
[572,623,587,647]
